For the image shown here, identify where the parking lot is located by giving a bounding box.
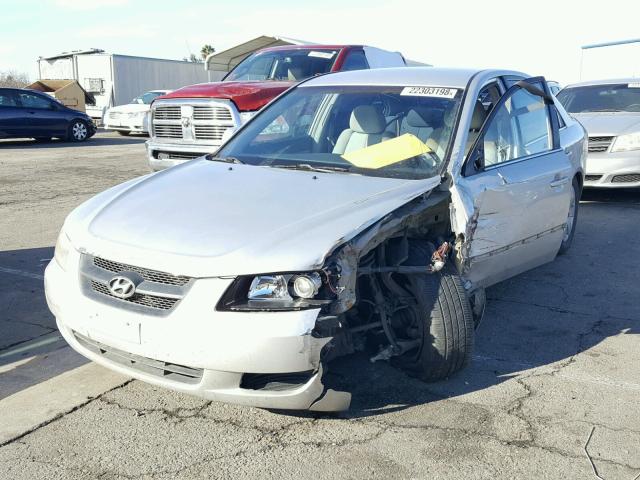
[0,130,639,479]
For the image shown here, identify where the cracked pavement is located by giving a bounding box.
[1,132,639,479]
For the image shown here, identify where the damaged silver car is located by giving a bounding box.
[45,68,586,411]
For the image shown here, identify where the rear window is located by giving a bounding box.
[557,83,640,113]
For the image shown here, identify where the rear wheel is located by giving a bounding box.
[117,130,130,136]
[558,177,580,255]
[394,242,475,381]
[68,120,89,142]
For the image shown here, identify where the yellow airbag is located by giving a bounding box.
[341,133,432,170]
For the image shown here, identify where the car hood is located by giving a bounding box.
[571,112,640,136]
[107,103,149,114]
[65,160,441,278]
[157,81,294,112]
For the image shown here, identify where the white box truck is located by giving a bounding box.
[37,49,209,120]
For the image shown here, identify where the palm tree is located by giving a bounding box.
[201,44,215,60]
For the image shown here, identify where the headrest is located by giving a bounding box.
[406,107,432,128]
[350,105,386,134]
[287,67,305,81]
[470,101,488,130]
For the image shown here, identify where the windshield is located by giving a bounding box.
[224,49,340,82]
[132,91,165,104]
[557,83,640,113]
[215,85,463,180]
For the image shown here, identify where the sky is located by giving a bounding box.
[1,0,640,85]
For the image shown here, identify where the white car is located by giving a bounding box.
[45,68,585,411]
[103,90,171,135]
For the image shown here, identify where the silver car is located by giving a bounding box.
[45,68,585,411]
[557,79,640,188]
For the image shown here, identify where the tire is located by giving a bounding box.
[396,241,475,382]
[117,130,130,136]
[558,177,580,255]
[67,120,89,142]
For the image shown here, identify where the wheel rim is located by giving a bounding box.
[73,122,87,140]
[563,186,576,242]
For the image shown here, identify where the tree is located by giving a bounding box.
[200,44,215,60]
[182,53,200,63]
[0,70,29,88]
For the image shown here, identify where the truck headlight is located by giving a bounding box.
[54,231,73,271]
[218,271,334,311]
[611,132,640,152]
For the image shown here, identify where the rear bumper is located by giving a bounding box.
[146,140,213,171]
[44,256,350,411]
[584,151,640,188]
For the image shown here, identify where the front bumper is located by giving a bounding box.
[104,121,146,134]
[44,256,349,411]
[146,140,214,171]
[584,151,640,188]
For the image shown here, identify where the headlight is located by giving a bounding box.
[611,132,640,152]
[239,111,257,124]
[54,231,73,271]
[218,271,335,311]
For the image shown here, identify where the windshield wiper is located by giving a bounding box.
[270,163,350,173]
[207,155,245,164]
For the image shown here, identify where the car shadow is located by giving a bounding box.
[0,134,146,149]
[0,246,88,400]
[314,189,640,418]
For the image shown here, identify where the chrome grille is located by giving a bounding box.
[109,111,122,119]
[193,106,233,121]
[91,281,178,310]
[154,106,181,120]
[588,136,614,153]
[74,332,203,384]
[194,125,230,141]
[93,256,190,286]
[612,174,640,183]
[154,125,182,138]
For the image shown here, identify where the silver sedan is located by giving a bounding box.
[558,79,640,188]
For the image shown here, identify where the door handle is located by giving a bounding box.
[549,176,569,188]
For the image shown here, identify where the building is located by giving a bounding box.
[37,49,209,119]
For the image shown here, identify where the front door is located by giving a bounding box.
[455,77,573,288]
[16,91,68,137]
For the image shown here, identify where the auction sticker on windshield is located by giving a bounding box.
[401,86,458,98]
[308,51,335,59]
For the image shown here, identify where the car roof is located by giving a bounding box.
[301,67,487,89]
[563,78,640,88]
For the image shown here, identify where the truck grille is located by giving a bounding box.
[154,106,181,120]
[193,106,233,121]
[194,125,231,141]
[611,174,640,183]
[93,256,190,286]
[154,125,183,138]
[74,332,203,385]
[588,136,614,153]
[151,101,236,146]
[91,280,178,310]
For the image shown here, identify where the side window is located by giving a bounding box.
[0,90,18,107]
[18,92,54,109]
[477,82,501,114]
[341,50,369,72]
[482,86,551,167]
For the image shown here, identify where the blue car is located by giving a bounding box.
[0,88,96,142]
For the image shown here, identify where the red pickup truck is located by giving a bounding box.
[146,44,406,170]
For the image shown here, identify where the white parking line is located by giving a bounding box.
[0,266,44,281]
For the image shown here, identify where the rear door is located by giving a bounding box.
[0,89,23,138]
[456,77,573,288]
